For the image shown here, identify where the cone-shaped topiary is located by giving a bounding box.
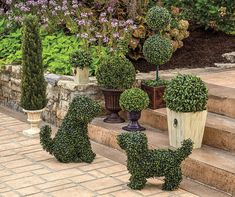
[20,15,47,110]
[143,34,173,66]
[146,6,171,31]
[164,74,208,112]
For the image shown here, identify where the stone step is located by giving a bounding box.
[222,52,235,63]
[139,108,235,152]
[206,83,235,119]
[88,118,235,195]
[214,63,235,69]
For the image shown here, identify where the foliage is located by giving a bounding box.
[143,79,169,87]
[143,34,173,66]
[161,0,235,34]
[117,132,193,190]
[164,74,208,112]
[120,88,149,112]
[146,6,171,31]
[96,55,136,89]
[69,50,92,69]
[20,15,47,110]
[40,96,101,163]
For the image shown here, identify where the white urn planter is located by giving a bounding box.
[167,108,207,149]
[23,109,44,136]
[74,67,89,84]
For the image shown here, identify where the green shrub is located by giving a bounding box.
[20,15,47,110]
[143,79,169,87]
[96,55,136,90]
[146,6,171,31]
[164,74,208,112]
[161,0,235,34]
[40,96,101,163]
[69,50,92,69]
[143,34,173,66]
[120,88,149,112]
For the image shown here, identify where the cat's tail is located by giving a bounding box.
[40,125,54,155]
[175,139,193,163]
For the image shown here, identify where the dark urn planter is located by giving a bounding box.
[123,111,145,132]
[141,83,166,109]
[102,88,125,123]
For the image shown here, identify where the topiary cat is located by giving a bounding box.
[40,96,101,163]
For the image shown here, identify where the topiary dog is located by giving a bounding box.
[117,132,193,191]
[40,96,101,163]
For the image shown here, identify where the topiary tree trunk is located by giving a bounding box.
[20,15,47,110]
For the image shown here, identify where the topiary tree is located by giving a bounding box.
[20,15,47,110]
[143,6,173,81]
[164,74,208,112]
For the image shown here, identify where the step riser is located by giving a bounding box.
[140,110,235,152]
[207,95,235,119]
[88,124,235,194]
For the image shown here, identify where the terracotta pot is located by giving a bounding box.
[122,111,145,132]
[102,88,125,123]
[141,83,166,109]
[74,67,89,84]
[167,108,207,149]
[23,108,44,136]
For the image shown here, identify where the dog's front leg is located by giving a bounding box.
[128,174,147,190]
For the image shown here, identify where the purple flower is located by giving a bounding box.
[78,19,85,26]
[81,33,88,38]
[81,12,88,18]
[99,17,108,23]
[95,33,103,38]
[6,0,12,5]
[125,19,134,25]
[89,38,97,42]
[113,32,120,38]
[107,7,114,13]
[103,37,109,43]
[111,19,118,27]
[100,12,106,17]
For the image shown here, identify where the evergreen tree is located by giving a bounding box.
[20,15,47,110]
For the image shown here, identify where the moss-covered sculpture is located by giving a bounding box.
[117,132,193,191]
[40,96,101,163]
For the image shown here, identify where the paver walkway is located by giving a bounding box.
[0,111,198,197]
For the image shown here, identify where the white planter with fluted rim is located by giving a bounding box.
[167,108,207,149]
[74,67,89,84]
[23,108,44,136]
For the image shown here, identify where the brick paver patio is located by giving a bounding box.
[0,112,198,197]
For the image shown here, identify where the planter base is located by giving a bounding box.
[122,123,146,132]
[23,128,40,137]
[122,111,145,132]
[104,113,125,123]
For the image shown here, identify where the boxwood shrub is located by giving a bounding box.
[119,88,149,112]
[164,74,208,112]
[143,34,173,66]
[96,55,136,90]
[69,50,92,69]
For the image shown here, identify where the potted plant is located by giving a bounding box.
[20,15,47,136]
[96,55,136,123]
[164,74,208,149]
[142,6,173,109]
[119,88,149,131]
[70,50,92,84]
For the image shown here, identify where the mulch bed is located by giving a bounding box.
[133,28,235,73]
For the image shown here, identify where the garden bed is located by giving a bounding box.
[134,28,235,72]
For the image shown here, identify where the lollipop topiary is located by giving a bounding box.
[146,6,171,31]
[119,88,149,132]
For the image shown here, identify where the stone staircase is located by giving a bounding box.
[215,52,235,69]
[88,73,235,196]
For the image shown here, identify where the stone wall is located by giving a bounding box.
[0,65,103,126]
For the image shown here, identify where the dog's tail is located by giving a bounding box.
[174,139,193,163]
[40,125,54,155]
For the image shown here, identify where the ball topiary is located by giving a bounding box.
[143,34,173,66]
[69,50,92,69]
[96,55,136,90]
[20,15,47,110]
[146,6,171,31]
[164,74,208,112]
[119,88,149,112]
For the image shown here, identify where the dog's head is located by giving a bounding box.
[67,96,101,123]
[117,132,148,155]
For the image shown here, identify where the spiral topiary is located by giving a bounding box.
[20,15,47,110]
[143,34,173,66]
[146,6,171,31]
[69,50,92,69]
[119,88,149,112]
[96,55,136,90]
[164,74,208,112]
